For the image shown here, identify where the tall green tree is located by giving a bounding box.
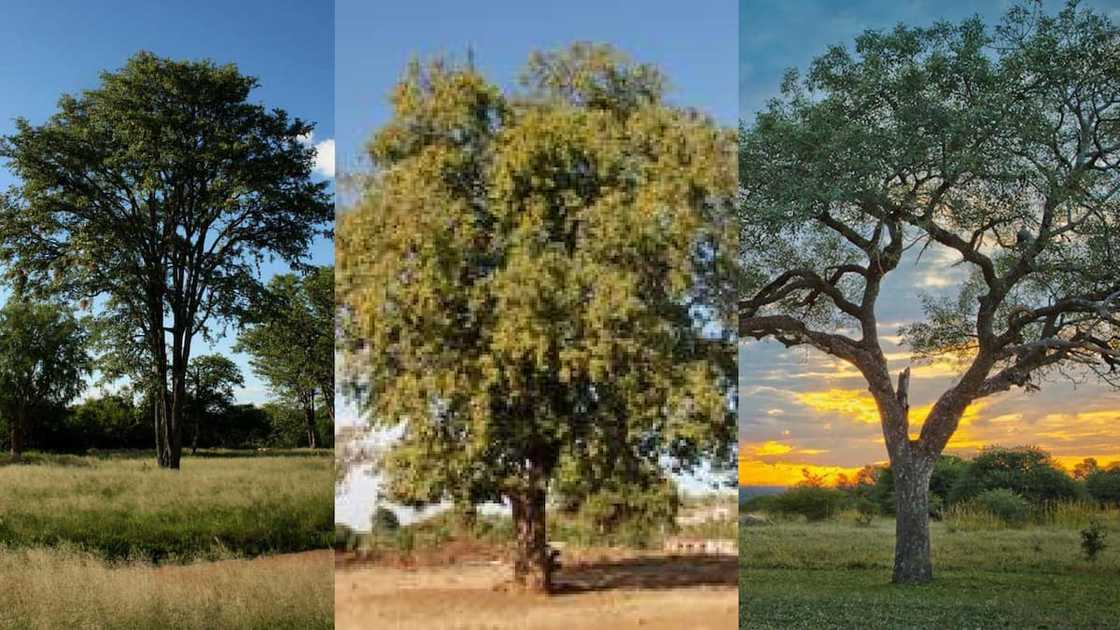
[0,300,90,459]
[0,52,332,468]
[184,354,243,453]
[739,2,1120,583]
[236,265,334,448]
[338,44,736,592]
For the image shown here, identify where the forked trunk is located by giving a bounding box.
[509,488,551,593]
[892,460,934,584]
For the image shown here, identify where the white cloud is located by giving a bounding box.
[313,138,335,179]
[297,132,335,179]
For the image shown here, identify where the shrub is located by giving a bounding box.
[975,488,1030,527]
[334,523,356,551]
[854,497,877,526]
[1086,467,1120,507]
[949,446,1079,506]
[370,506,400,533]
[772,486,842,522]
[1080,520,1108,561]
[394,528,415,553]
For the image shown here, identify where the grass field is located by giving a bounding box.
[0,450,333,560]
[740,512,1120,629]
[0,450,334,629]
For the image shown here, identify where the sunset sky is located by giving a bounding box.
[738,0,1120,487]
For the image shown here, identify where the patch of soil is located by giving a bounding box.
[335,552,737,630]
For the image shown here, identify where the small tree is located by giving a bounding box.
[339,44,736,592]
[740,3,1120,583]
[371,506,401,534]
[0,52,331,469]
[0,300,90,459]
[1072,457,1101,480]
[1085,466,1120,506]
[184,354,244,453]
[236,266,334,448]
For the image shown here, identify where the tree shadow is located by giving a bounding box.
[552,554,738,594]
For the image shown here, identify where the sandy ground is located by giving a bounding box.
[334,551,737,630]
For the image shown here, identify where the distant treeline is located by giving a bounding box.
[742,446,1120,523]
[0,394,333,454]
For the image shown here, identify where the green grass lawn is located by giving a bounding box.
[0,450,333,561]
[740,516,1120,629]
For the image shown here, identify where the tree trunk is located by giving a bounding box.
[509,487,551,593]
[892,460,934,584]
[304,392,317,449]
[191,412,200,455]
[164,327,190,470]
[9,406,25,460]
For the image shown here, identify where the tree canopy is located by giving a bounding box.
[184,354,243,453]
[338,43,736,591]
[739,1,1120,583]
[0,52,332,468]
[0,300,90,458]
[236,265,334,448]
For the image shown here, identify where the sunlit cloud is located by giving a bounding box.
[793,388,986,440]
[744,440,829,458]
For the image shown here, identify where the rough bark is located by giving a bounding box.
[891,458,934,584]
[509,488,551,593]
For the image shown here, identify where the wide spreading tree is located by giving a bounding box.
[338,44,737,592]
[235,265,333,448]
[739,1,1120,583]
[0,52,332,468]
[0,299,90,459]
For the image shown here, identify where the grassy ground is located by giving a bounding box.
[740,514,1120,629]
[0,547,332,630]
[0,450,333,629]
[0,450,333,561]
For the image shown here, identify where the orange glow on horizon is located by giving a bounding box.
[739,455,864,487]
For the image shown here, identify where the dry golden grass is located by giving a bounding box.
[335,549,737,630]
[0,546,333,630]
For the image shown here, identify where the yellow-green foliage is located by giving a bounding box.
[338,43,736,507]
[0,451,333,560]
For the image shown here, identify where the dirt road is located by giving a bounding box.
[334,552,737,629]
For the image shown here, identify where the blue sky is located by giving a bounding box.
[739,0,1120,485]
[334,0,738,528]
[0,0,335,404]
[335,0,737,178]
